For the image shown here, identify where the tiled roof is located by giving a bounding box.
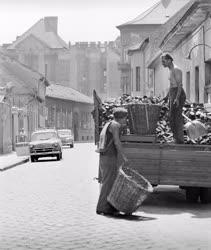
[117,0,191,28]
[46,84,93,104]
[8,18,68,50]
[0,50,48,94]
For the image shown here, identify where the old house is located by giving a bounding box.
[45,84,94,141]
[0,49,48,153]
[117,0,190,95]
[6,17,70,86]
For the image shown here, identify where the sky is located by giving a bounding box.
[0,0,159,45]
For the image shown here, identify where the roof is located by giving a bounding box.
[127,38,149,55]
[0,49,49,98]
[8,17,68,50]
[117,0,191,28]
[160,0,211,52]
[46,84,93,104]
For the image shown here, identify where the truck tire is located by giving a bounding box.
[200,188,209,204]
[31,156,35,162]
[186,187,200,203]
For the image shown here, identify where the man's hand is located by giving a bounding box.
[173,98,179,107]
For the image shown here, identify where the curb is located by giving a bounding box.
[0,157,30,172]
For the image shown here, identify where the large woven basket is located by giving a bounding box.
[127,103,161,135]
[107,167,153,214]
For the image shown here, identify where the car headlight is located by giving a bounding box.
[53,143,59,148]
[29,145,34,149]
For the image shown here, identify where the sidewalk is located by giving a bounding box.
[0,151,29,171]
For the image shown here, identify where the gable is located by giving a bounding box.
[15,34,50,53]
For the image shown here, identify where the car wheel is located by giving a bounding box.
[56,153,62,161]
[31,156,35,162]
[70,144,74,148]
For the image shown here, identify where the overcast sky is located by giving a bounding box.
[0,0,159,45]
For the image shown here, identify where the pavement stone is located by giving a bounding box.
[0,144,211,250]
[0,151,29,171]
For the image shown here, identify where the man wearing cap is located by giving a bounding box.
[161,53,186,144]
[96,107,128,216]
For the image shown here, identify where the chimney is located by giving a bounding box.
[44,16,58,34]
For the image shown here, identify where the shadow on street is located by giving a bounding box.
[140,186,211,219]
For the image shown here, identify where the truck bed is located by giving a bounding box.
[122,142,211,188]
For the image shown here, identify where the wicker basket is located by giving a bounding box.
[107,167,153,214]
[127,103,161,135]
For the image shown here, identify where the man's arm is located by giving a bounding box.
[110,122,128,162]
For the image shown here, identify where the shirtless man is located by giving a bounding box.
[161,53,186,144]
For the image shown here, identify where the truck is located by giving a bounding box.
[92,91,211,204]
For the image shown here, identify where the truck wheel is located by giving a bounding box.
[200,188,209,204]
[186,187,200,203]
[31,156,35,162]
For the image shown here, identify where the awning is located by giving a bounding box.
[160,0,211,52]
[127,38,149,55]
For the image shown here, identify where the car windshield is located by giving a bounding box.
[58,130,72,136]
[31,132,57,141]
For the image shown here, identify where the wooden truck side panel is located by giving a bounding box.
[123,143,161,185]
[123,142,211,188]
[161,145,211,187]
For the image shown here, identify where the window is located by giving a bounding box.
[136,66,140,91]
[186,71,190,101]
[195,67,199,103]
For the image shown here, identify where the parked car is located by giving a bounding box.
[29,129,62,162]
[58,129,74,148]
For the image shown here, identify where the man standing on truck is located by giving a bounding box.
[161,53,186,144]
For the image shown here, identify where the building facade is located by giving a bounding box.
[45,84,94,141]
[68,41,121,100]
[158,0,211,110]
[116,0,191,96]
[0,49,48,152]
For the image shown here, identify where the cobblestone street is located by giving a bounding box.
[0,143,211,250]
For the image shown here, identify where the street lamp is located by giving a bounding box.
[186,43,211,60]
